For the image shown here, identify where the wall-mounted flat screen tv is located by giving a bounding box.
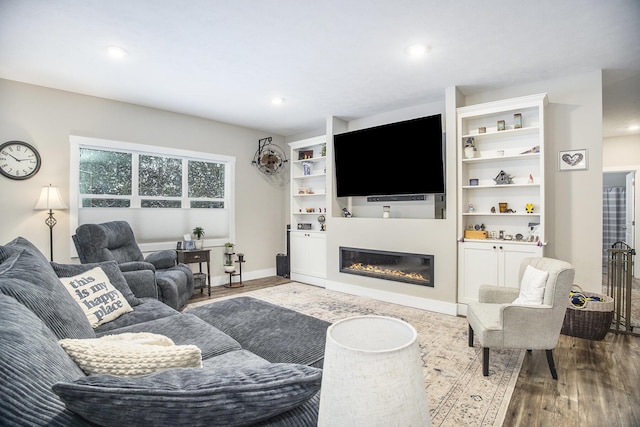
[333,114,444,197]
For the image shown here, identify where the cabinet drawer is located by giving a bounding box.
[178,251,210,263]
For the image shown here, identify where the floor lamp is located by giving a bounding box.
[34,185,68,261]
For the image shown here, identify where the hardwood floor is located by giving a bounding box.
[188,277,640,426]
[187,275,292,304]
[503,333,639,426]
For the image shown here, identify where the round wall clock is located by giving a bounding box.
[0,140,42,180]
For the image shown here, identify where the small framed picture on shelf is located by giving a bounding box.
[183,240,196,250]
[298,150,314,160]
[558,149,588,171]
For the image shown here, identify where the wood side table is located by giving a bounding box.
[177,249,211,296]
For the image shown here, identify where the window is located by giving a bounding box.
[70,136,235,254]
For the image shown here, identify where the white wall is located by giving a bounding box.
[0,79,287,280]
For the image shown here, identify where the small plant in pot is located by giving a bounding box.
[192,227,205,249]
[224,261,235,273]
[224,242,234,254]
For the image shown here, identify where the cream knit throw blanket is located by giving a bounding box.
[59,332,202,376]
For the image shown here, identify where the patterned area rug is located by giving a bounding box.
[186,282,523,426]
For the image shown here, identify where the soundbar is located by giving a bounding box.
[366,195,426,202]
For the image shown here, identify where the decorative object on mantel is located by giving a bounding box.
[251,137,288,175]
[34,184,68,261]
[493,170,514,185]
[463,137,476,159]
[520,145,540,154]
[514,113,523,129]
[317,214,326,231]
[558,149,588,171]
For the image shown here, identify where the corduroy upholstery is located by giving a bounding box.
[73,221,194,310]
[466,257,575,379]
[1,236,323,426]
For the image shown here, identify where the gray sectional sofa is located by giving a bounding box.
[0,236,330,426]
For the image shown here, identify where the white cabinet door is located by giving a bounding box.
[458,241,543,303]
[290,231,326,278]
[307,233,327,277]
[458,242,498,304]
[498,243,543,287]
[290,232,307,274]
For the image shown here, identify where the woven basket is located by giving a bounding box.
[561,285,614,341]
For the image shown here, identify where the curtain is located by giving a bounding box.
[602,187,626,269]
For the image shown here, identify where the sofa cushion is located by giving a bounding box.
[53,363,322,427]
[187,297,330,367]
[59,266,133,328]
[0,294,88,426]
[0,238,95,339]
[52,260,143,307]
[59,332,202,376]
[99,313,242,360]
[94,297,179,334]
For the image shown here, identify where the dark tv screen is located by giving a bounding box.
[333,114,444,197]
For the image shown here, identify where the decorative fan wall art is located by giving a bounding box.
[252,137,288,175]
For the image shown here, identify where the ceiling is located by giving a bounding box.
[1,0,639,138]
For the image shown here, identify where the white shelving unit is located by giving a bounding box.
[457,93,548,307]
[289,136,328,283]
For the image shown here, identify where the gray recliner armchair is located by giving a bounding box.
[466,257,575,379]
[73,221,194,310]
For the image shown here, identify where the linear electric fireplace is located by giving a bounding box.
[339,247,433,287]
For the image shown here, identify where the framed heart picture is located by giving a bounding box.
[558,149,588,171]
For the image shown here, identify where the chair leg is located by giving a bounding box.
[546,349,558,380]
[482,347,489,376]
[468,324,474,347]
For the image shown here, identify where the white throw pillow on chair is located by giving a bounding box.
[512,265,548,305]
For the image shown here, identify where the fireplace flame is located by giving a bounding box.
[348,262,427,282]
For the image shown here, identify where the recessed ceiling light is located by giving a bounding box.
[406,44,429,58]
[107,46,128,59]
[271,97,285,105]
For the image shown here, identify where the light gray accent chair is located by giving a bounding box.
[73,220,194,310]
[466,257,575,379]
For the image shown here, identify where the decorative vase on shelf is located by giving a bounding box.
[195,239,204,249]
[224,264,235,273]
[464,146,475,159]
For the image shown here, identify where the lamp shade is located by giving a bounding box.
[318,315,430,426]
[34,185,67,210]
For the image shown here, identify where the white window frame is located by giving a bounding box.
[69,135,236,257]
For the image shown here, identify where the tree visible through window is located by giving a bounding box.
[78,148,226,209]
